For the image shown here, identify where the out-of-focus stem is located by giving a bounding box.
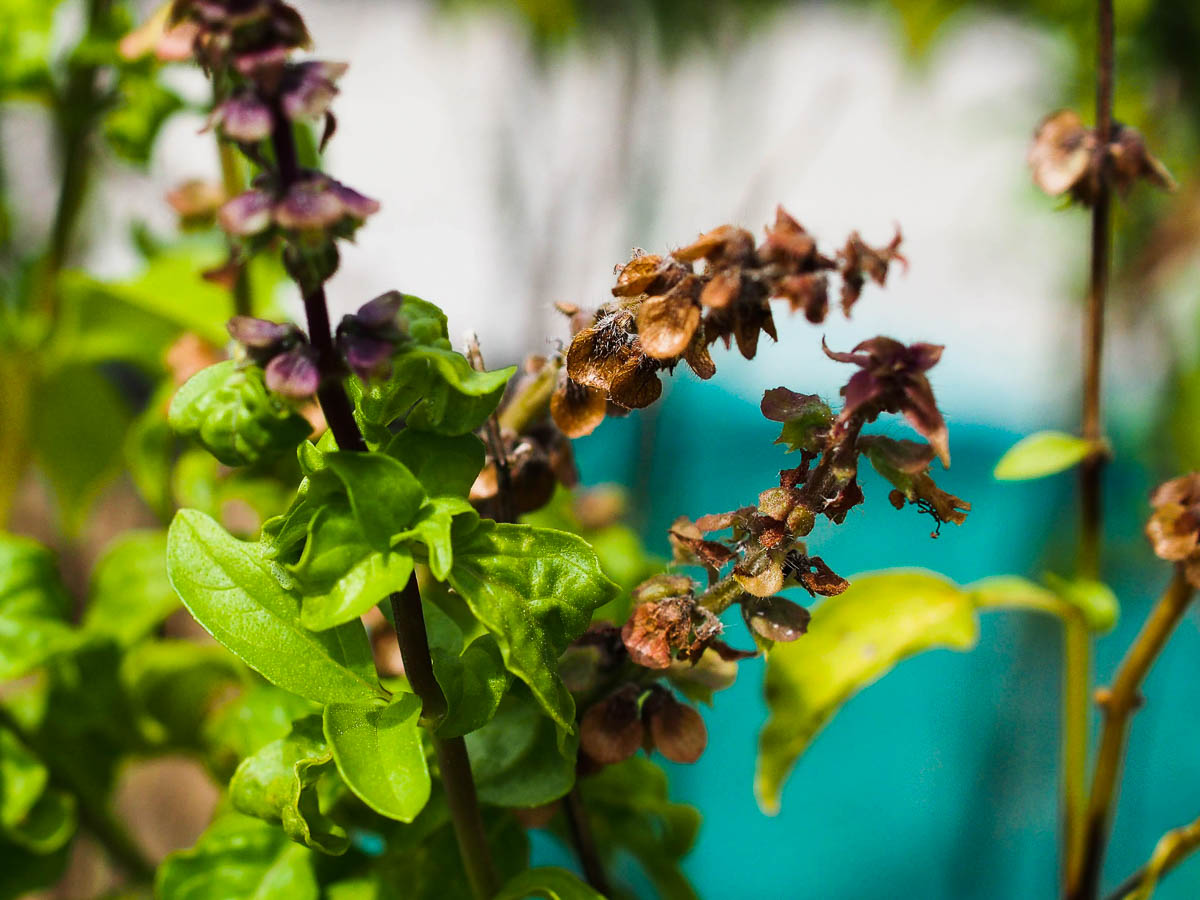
[1070,568,1194,899]
[217,139,252,316]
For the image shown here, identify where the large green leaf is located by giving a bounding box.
[231,715,348,855]
[0,535,78,680]
[323,452,426,551]
[447,523,618,732]
[156,813,319,900]
[84,530,178,646]
[30,364,131,532]
[575,756,700,900]
[465,690,577,807]
[383,431,486,497]
[169,362,312,468]
[354,347,514,436]
[495,868,605,900]
[756,571,979,814]
[393,496,479,582]
[994,430,1098,481]
[166,510,383,705]
[323,694,430,823]
[425,596,508,738]
[203,681,318,779]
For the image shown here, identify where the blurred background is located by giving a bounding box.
[5,0,1200,897]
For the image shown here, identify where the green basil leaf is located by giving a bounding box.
[1043,574,1119,633]
[425,597,508,738]
[323,452,426,551]
[495,868,605,900]
[0,837,69,898]
[31,363,131,532]
[300,546,414,632]
[167,510,383,705]
[122,641,245,751]
[323,694,430,823]
[448,523,618,732]
[757,572,979,814]
[0,534,79,680]
[575,756,700,900]
[383,431,486,498]
[169,361,311,468]
[156,813,319,900]
[103,62,184,165]
[994,430,1098,481]
[465,690,576,807]
[353,347,515,436]
[203,681,319,780]
[84,530,178,646]
[231,715,349,855]
[3,786,75,853]
[394,497,479,581]
[971,574,1119,634]
[0,727,48,833]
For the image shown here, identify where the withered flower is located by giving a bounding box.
[170,0,311,72]
[741,594,811,643]
[823,337,949,467]
[1029,109,1175,206]
[837,228,906,315]
[227,316,319,398]
[621,576,722,669]
[641,687,707,764]
[579,684,644,765]
[1146,474,1200,586]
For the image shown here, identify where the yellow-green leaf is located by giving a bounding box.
[994,430,1098,481]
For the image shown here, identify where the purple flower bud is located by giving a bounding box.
[273,173,379,232]
[353,291,403,329]
[212,92,272,142]
[218,188,273,236]
[281,61,347,122]
[342,335,395,381]
[227,316,297,350]
[265,346,320,398]
[328,178,380,222]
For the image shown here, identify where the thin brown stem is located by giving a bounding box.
[1070,568,1194,899]
[564,786,612,896]
[466,334,515,525]
[266,113,497,899]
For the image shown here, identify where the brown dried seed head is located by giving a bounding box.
[1029,109,1095,198]
[742,595,811,643]
[637,294,701,360]
[550,377,607,439]
[1146,474,1200,565]
[644,691,708,764]
[579,686,645,765]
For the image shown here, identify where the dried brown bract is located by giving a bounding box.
[1029,109,1176,206]
[551,206,904,435]
[1146,474,1200,586]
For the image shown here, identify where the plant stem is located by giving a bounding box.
[1103,813,1200,900]
[0,707,154,883]
[1065,0,1115,890]
[466,334,515,524]
[564,786,611,896]
[1070,567,1194,899]
[266,109,498,900]
[217,140,252,316]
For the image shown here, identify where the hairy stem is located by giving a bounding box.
[1065,0,1114,890]
[564,785,611,896]
[0,707,153,882]
[1071,568,1194,898]
[266,112,497,899]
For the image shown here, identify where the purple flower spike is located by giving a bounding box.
[329,179,380,221]
[218,189,273,236]
[265,346,320,398]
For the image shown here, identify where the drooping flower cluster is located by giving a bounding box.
[551,207,905,437]
[227,291,409,398]
[1028,109,1175,205]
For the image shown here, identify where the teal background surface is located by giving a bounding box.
[530,377,1200,899]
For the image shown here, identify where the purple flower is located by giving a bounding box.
[227,315,319,398]
[823,336,950,466]
[335,291,408,382]
[210,91,273,142]
[218,172,379,239]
